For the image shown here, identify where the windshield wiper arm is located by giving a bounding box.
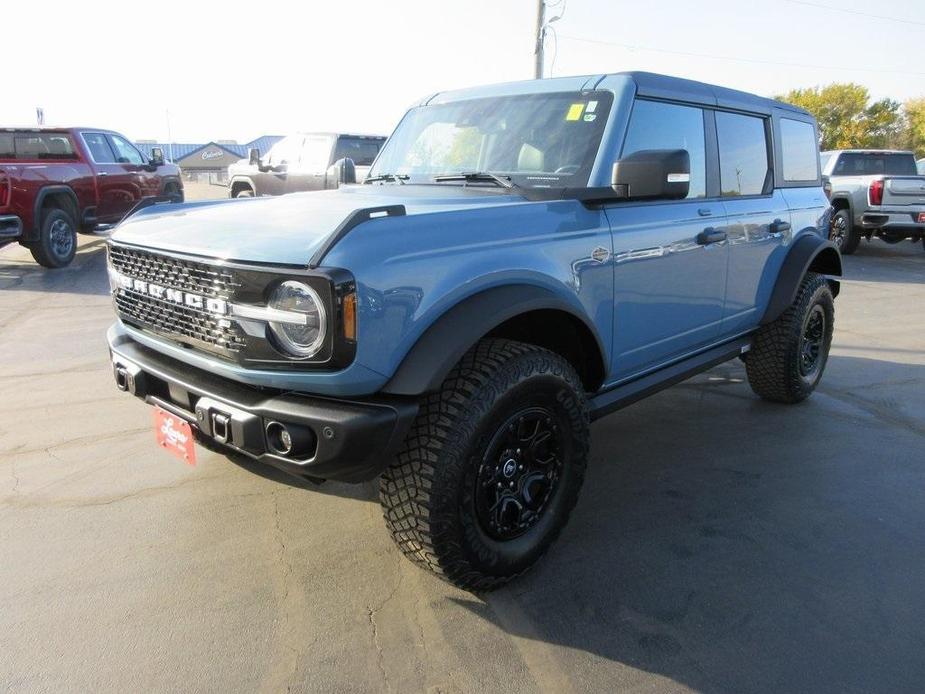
[433,172,516,189]
[364,173,409,184]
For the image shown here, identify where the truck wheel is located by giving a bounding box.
[30,208,77,268]
[234,188,254,198]
[745,272,834,404]
[379,339,590,591]
[830,209,860,255]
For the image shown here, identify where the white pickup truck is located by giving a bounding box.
[823,149,925,254]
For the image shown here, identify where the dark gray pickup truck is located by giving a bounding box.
[823,149,925,254]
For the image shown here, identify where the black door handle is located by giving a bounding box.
[697,228,727,245]
[770,219,791,234]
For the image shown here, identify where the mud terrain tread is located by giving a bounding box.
[379,339,589,591]
[745,272,833,404]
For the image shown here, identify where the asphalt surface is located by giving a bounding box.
[2,235,924,693]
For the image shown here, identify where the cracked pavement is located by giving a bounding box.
[1,235,924,693]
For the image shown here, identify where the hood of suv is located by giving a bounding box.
[111,185,527,266]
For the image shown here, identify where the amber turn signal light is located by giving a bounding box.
[343,292,357,341]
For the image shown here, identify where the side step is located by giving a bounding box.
[589,337,751,421]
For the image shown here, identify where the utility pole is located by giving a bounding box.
[534,0,546,79]
[165,109,174,163]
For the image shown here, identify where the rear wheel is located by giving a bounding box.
[830,209,860,255]
[30,208,77,268]
[234,187,254,198]
[379,339,590,591]
[745,272,834,404]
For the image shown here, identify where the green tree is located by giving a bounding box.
[902,97,925,158]
[775,83,903,150]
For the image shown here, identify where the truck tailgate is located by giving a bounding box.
[883,177,925,206]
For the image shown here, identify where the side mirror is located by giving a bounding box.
[611,149,690,200]
[150,147,165,167]
[326,157,357,187]
[248,147,261,166]
[822,174,832,200]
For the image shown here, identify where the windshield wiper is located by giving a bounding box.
[364,173,408,185]
[433,172,516,189]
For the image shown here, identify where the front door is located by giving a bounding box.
[605,98,729,382]
[606,200,729,380]
[81,132,138,222]
[286,134,334,193]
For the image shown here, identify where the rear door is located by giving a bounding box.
[81,132,136,221]
[285,135,334,193]
[604,99,729,381]
[716,111,790,336]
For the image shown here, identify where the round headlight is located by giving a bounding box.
[267,281,327,358]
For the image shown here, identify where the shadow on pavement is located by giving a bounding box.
[0,236,110,295]
[841,239,925,285]
[447,355,925,694]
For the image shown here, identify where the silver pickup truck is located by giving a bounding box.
[823,149,925,254]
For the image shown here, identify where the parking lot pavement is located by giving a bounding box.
[1,235,923,694]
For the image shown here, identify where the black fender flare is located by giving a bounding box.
[830,194,852,219]
[32,185,80,233]
[229,176,257,197]
[160,176,183,200]
[760,233,842,325]
[381,285,607,396]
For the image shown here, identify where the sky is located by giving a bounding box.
[3,0,923,144]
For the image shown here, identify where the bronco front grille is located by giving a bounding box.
[109,245,246,354]
[108,245,240,300]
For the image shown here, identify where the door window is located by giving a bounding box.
[82,133,117,163]
[298,136,334,173]
[266,135,302,167]
[108,134,145,165]
[716,112,771,196]
[621,100,707,199]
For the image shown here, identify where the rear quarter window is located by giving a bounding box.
[780,119,819,182]
[0,132,78,160]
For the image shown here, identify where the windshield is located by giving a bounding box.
[370,91,613,188]
[833,152,917,176]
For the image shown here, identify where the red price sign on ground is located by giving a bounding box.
[153,406,197,466]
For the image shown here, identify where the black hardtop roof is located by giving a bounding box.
[615,71,812,118]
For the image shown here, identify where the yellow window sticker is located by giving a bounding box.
[566,103,585,121]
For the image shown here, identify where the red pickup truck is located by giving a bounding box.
[0,128,183,267]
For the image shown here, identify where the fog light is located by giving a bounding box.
[265,421,316,459]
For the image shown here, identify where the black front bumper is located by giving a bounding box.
[108,329,418,483]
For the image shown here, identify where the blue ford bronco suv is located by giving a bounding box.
[107,72,840,590]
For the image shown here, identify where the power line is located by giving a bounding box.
[781,0,925,27]
[555,33,925,77]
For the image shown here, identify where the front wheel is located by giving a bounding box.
[745,272,834,404]
[379,339,590,591]
[234,187,254,198]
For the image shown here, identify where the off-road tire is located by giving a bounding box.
[30,207,77,268]
[234,187,254,198]
[830,209,860,255]
[379,339,590,591]
[745,272,834,404]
